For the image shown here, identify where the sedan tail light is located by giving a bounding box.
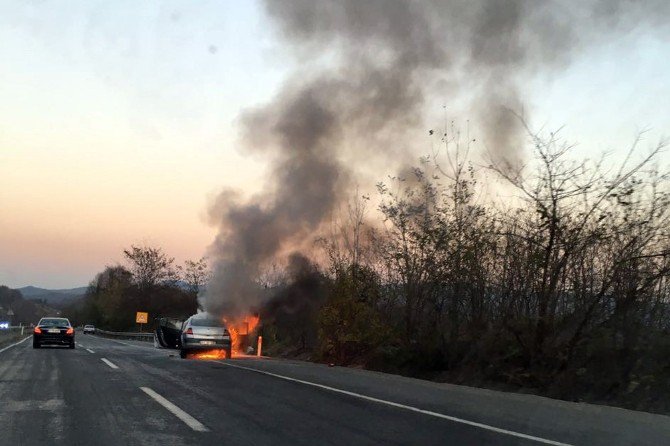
[185,328,193,335]
[34,327,42,334]
[66,327,74,335]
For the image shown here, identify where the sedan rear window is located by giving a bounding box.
[190,318,224,327]
[39,318,70,327]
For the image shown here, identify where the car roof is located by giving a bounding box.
[189,312,217,320]
[186,315,226,327]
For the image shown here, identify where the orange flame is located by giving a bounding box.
[185,314,260,360]
[188,349,228,360]
[224,314,260,357]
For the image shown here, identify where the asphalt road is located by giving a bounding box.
[0,334,668,445]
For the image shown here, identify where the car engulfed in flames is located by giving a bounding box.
[154,313,260,360]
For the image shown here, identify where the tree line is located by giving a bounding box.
[64,247,209,330]
[260,129,670,413]
[64,128,670,412]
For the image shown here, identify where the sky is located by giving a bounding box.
[1,1,669,289]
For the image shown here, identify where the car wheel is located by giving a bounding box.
[32,341,40,349]
[179,349,188,359]
[69,342,75,349]
[226,348,232,359]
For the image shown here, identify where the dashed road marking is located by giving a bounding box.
[101,358,119,369]
[140,387,209,432]
[86,348,95,354]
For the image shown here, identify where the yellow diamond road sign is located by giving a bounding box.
[136,312,148,324]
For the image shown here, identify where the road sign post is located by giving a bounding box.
[136,311,148,332]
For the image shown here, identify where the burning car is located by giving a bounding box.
[153,314,233,359]
[154,313,260,359]
[179,315,233,359]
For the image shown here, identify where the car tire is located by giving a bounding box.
[226,348,232,359]
[69,342,75,349]
[179,349,188,359]
[32,341,40,349]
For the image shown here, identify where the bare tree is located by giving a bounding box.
[489,125,668,365]
[178,257,211,295]
[123,245,177,290]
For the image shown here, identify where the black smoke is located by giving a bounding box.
[201,0,670,316]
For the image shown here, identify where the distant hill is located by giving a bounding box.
[0,286,60,324]
[17,286,88,307]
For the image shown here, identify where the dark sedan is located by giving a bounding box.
[33,317,75,349]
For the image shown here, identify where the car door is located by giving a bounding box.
[155,318,183,348]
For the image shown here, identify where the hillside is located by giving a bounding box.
[17,285,88,307]
[0,286,60,324]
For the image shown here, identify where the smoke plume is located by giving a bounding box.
[201,0,670,317]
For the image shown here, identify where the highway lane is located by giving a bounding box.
[0,335,668,445]
[0,336,201,445]
[70,335,526,445]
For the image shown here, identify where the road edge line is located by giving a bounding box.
[0,336,31,354]
[218,361,572,446]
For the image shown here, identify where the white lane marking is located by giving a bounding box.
[86,348,95,354]
[140,387,209,432]
[101,358,119,369]
[0,336,31,353]
[218,362,572,446]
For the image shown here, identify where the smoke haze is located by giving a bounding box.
[200,0,670,316]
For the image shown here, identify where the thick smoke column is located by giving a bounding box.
[204,87,344,316]
[201,0,669,316]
